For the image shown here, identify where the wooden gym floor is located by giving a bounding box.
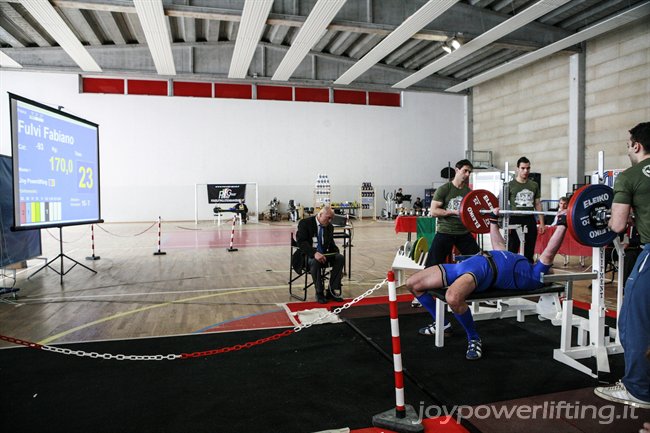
[0,218,616,347]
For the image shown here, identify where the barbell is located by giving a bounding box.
[459,184,617,247]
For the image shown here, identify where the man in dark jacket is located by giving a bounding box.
[295,205,344,304]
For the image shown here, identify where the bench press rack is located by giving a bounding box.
[427,256,623,378]
[545,238,625,378]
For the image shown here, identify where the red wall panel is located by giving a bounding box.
[173,81,212,97]
[214,83,253,99]
[127,79,168,96]
[82,77,124,94]
[333,89,366,105]
[257,85,293,101]
[295,87,329,103]
[368,91,401,107]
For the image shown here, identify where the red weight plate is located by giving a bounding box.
[460,189,498,234]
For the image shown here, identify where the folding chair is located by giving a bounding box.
[289,233,330,301]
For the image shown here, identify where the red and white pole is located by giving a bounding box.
[227,215,238,252]
[372,271,422,431]
[154,216,167,256]
[85,224,101,261]
[388,270,406,418]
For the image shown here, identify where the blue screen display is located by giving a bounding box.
[10,94,101,229]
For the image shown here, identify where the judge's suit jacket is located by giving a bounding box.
[293,216,339,271]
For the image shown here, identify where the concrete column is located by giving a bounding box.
[569,50,586,189]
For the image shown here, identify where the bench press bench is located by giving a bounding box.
[428,272,597,350]
[429,283,567,348]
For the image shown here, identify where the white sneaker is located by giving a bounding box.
[594,381,650,409]
[418,322,452,336]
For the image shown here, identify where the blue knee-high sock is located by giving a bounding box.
[416,293,449,325]
[453,309,479,341]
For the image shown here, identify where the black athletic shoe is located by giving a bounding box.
[466,338,482,360]
[326,290,343,302]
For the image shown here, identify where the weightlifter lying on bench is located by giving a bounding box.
[406,213,568,360]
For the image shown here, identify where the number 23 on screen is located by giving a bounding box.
[78,165,94,189]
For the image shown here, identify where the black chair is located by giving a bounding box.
[289,233,331,301]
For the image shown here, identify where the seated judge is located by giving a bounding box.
[295,205,344,304]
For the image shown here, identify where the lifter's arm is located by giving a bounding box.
[489,219,507,251]
[538,225,567,266]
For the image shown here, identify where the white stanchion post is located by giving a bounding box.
[154,216,167,256]
[227,215,238,252]
[85,224,101,260]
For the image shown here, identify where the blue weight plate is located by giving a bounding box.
[566,184,617,247]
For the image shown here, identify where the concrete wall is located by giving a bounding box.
[0,71,466,222]
[585,20,650,172]
[472,19,649,197]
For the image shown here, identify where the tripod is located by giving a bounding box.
[29,226,97,285]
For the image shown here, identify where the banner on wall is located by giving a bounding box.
[207,184,247,204]
[602,169,625,188]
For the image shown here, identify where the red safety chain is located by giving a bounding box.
[180,329,294,359]
[0,334,42,349]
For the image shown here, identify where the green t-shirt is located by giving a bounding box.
[433,182,470,234]
[613,160,650,244]
[507,179,540,211]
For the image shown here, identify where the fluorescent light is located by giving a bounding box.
[393,0,572,89]
[229,0,274,79]
[0,50,22,68]
[272,0,347,81]
[442,44,452,54]
[20,0,101,72]
[133,0,176,75]
[450,38,461,50]
[445,1,650,92]
[334,0,459,85]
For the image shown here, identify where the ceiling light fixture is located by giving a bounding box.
[442,37,461,53]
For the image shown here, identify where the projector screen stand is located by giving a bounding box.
[28,226,97,285]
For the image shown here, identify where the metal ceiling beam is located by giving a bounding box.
[393,0,573,89]
[335,0,459,85]
[446,1,650,92]
[32,0,575,49]
[347,33,381,59]
[94,9,126,45]
[58,7,102,45]
[123,11,146,44]
[0,23,25,47]
[20,0,101,71]
[0,2,50,46]
[0,49,21,67]
[272,0,347,82]
[228,0,273,78]
[133,0,175,75]
[205,19,221,43]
